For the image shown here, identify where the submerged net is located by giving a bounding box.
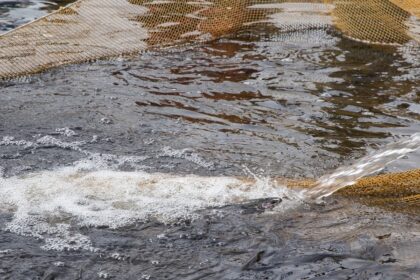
[337,168,420,214]
[281,169,420,214]
[0,0,419,79]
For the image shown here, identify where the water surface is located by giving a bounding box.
[0,1,419,279]
[0,0,74,32]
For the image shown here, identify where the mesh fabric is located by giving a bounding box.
[0,0,419,78]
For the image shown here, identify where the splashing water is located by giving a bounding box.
[0,131,419,251]
[0,150,294,251]
[306,133,420,199]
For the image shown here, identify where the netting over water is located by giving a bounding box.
[0,0,419,78]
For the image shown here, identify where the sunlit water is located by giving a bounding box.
[0,1,419,279]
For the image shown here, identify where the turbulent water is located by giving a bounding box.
[309,132,420,198]
[0,1,420,279]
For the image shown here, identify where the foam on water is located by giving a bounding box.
[160,146,214,169]
[0,155,294,251]
[0,132,418,251]
[0,135,87,152]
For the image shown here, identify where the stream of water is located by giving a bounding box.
[309,132,420,198]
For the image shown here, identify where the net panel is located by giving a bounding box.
[337,168,420,214]
[0,0,419,79]
[281,169,420,214]
[332,0,413,44]
[390,0,420,17]
[0,0,149,79]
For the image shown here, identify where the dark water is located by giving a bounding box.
[0,198,419,280]
[0,0,74,32]
[1,28,419,178]
[0,1,419,279]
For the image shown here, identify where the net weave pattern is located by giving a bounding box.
[280,169,420,214]
[338,168,420,214]
[0,0,419,78]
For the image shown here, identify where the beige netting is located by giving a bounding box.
[0,0,149,79]
[337,168,420,214]
[390,0,420,17]
[279,169,420,214]
[333,0,413,44]
[0,0,419,79]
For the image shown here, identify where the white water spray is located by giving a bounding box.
[306,133,420,199]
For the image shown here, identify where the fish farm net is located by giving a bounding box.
[0,0,419,79]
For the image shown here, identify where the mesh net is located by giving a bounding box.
[281,169,420,214]
[0,0,419,79]
[390,0,420,17]
[333,0,414,44]
[337,169,420,214]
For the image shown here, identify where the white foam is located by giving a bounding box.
[0,135,85,151]
[160,146,214,169]
[0,158,292,251]
[55,127,77,137]
[0,136,34,148]
[0,134,214,171]
[4,132,417,251]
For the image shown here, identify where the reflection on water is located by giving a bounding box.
[0,0,74,32]
[1,15,418,177]
[0,1,418,176]
[129,28,419,163]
